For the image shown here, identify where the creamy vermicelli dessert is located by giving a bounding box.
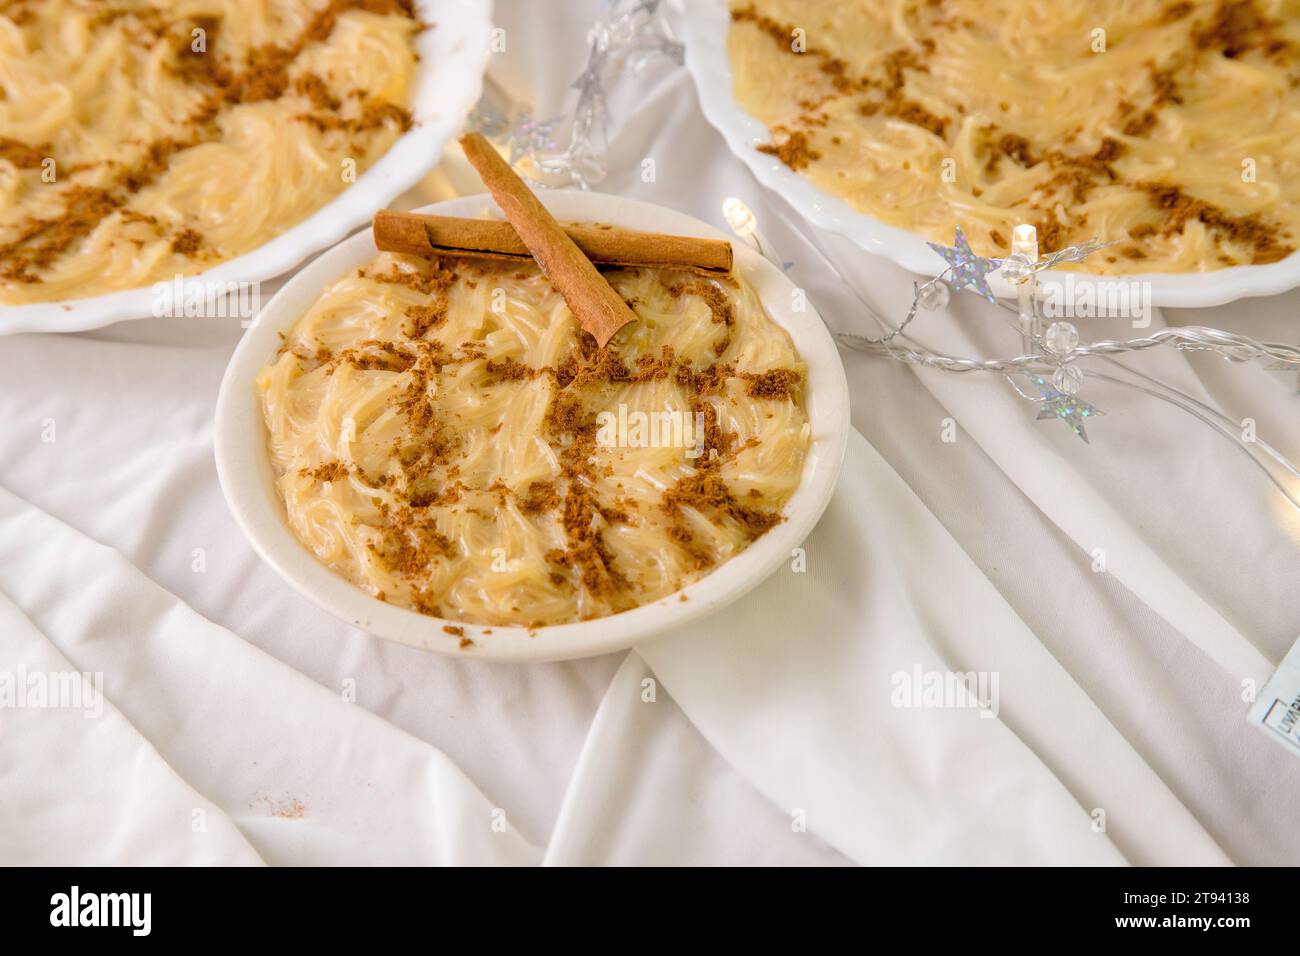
[258,252,809,627]
[729,0,1300,273]
[0,0,420,303]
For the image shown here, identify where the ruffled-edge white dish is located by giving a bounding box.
[681,0,1300,308]
[215,191,850,662]
[0,0,492,335]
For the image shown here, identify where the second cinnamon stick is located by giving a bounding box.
[373,211,734,278]
[458,132,639,347]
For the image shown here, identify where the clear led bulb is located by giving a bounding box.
[1053,364,1083,395]
[1044,321,1080,356]
[916,279,950,311]
[722,197,757,237]
[1000,252,1034,285]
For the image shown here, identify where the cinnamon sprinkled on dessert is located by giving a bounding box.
[662,471,782,571]
[340,340,418,372]
[0,137,48,169]
[370,509,455,579]
[369,261,454,296]
[1122,109,1159,137]
[995,133,1034,170]
[886,100,948,138]
[732,3,801,52]
[672,279,735,355]
[676,361,736,396]
[741,368,803,400]
[305,460,348,482]
[170,228,204,256]
[405,302,447,338]
[729,0,1298,268]
[521,481,561,514]
[485,357,538,381]
[1,186,122,282]
[632,346,676,382]
[295,72,342,111]
[1139,181,1288,263]
[756,128,820,170]
[1,0,419,285]
[272,251,803,623]
[1193,0,1287,60]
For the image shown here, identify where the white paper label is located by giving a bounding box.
[1248,637,1300,756]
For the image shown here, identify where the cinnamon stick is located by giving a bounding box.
[457,132,639,347]
[373,211,733,278]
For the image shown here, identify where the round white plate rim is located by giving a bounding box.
[0,0,492,335]
[680,0,1300,309]
[215,190,851,663]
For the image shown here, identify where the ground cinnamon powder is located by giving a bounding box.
[729,0,1297,264]
[297,262,798,617]
[1,0,419,283]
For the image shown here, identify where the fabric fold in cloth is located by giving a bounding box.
[809,229,1286,684]
[0,592,264,866]
[544,650,850,866]
[0,481,540,867]
[637,431,1229,866]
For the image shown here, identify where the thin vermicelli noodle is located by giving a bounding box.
[0,0,418,303]
[728,0,1300,273]
[259,252,810,628]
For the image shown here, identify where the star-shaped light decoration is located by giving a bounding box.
[506,110,563,168]
[1030,375,1104,443]
[570,50,611,138]
[465,95,510,139]
[927,226,1003,304]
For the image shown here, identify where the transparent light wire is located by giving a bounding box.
[739,199,1300,513]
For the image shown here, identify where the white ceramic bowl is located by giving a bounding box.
[681,0,1300,308]
[215,191,850,662]
[0,0,492,335]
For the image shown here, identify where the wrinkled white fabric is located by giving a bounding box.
[0,0,1297,865]
[0,485,540,866]
[545,652,850,866]
[640,432,1226,866]
[0,592,264,866]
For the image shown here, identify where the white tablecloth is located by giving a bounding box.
[2,0,1298,865]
